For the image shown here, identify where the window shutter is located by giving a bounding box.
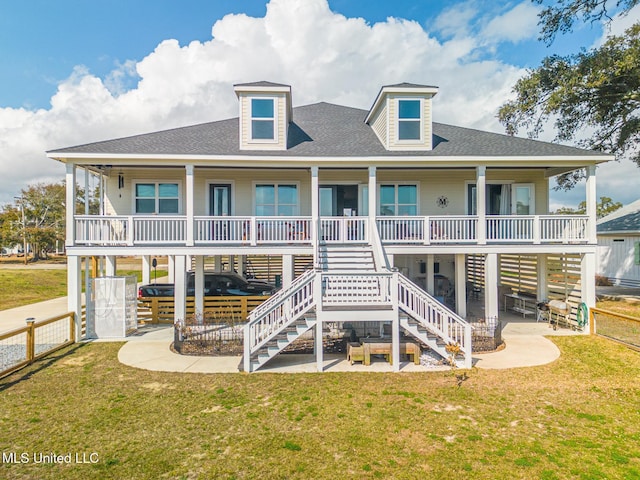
[635,241,640,265]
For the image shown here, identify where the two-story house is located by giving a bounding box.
[47,81,612,371]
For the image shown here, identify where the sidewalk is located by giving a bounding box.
[3,296,571,372]
[0,297,72,334]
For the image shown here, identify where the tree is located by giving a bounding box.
[0,181,99,261]
[499,1,640,190]
[554,195,623,218]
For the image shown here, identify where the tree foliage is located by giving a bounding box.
[500,1,640,190]
[535,0,639,44]
[0,181,99,260]
[554,195,623,218]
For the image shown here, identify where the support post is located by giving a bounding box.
[581,252,596,310]
[186,164,195,246]
[174,256,187,324]
[311,166,319,268]
[537,254,548,301]
[194,255,204,319]
[391,272,400,371]
[105,255,117,277]
[142,255,151,284]
[476,166,486,245]
[282,255,294,288]
[168,256,175,283]
[67,255,82,340]
[368,166,377,225]
[484,253,499,321]
[426,255,435,295]
[65,163,76,247]
[315,316,324,372]
[455,254,467,318]
[585,164,597,244]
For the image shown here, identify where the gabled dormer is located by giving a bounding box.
[365,83,439,151]
[234,81,292,151]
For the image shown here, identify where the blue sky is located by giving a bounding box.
[0,0,638,207]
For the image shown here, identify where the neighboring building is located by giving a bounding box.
[597,199,640,287]
[47,81,612,371]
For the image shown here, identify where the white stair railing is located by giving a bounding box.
[244,269,317,372]
[396,273,472,368]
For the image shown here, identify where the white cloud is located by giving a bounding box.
[0,0,559,205]
[482,2,541,43]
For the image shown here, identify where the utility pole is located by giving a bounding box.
[14,196,27,265]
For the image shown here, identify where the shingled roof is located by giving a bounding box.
[49,102,608,159]
[597,199,640,234]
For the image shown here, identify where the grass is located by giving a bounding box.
[0,270,67,310]
[0,268,168,311]
[1,336,639,479]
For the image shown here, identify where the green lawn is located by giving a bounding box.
[0,269,168,311]
[1,336,639,479]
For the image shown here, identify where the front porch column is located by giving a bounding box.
[194,255,205,318]
[581,252,596,308]
[586,164,597,244]
[476,166,486,245]
[537,254,548,301]
[282,255,294,288]
[174,256,187,323]
[484,253,499,320]
[186,164,195,247]
[368,166,377,225]
[67,255,82,340]
[455,254,467,318]
[426,254,435,295]
[105,256,117,277]
[142,255,151,285]
[65,163,76,247]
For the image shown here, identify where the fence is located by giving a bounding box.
[590,307,640,351]
[0,312,76,379]
[469,317,502,352]
[138,295,269,324]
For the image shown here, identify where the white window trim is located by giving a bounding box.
[395,98,423,144]
[378,182,420,216]
[205,180,236,216]
[249,96,279,144]
[252,181,301,216]
[132,179,183,215]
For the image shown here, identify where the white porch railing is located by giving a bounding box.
[321,272,392,307]
[73,214,590,246]
[320,217,368,243]
[397,273,472,368]
[133,216,186,244]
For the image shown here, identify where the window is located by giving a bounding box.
[255,184,298,216]
[397,99,421,141]
[379,184,417,215]
[135,182,179,214]
[251,98,275,141]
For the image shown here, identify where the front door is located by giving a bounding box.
[319,184,359,216]
[210,184,232,216]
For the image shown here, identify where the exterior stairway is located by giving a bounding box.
[317,244,376,272]
[244,241,472,372]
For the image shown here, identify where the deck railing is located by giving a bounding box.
[74,214,590,246]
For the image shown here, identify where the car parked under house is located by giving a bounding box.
[48,81,612,371]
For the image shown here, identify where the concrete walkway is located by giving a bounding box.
[2,295,578,373]
[116,316,571,373]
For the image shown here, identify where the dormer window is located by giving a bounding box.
[397,99,421,141]
[251,98,276,141]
